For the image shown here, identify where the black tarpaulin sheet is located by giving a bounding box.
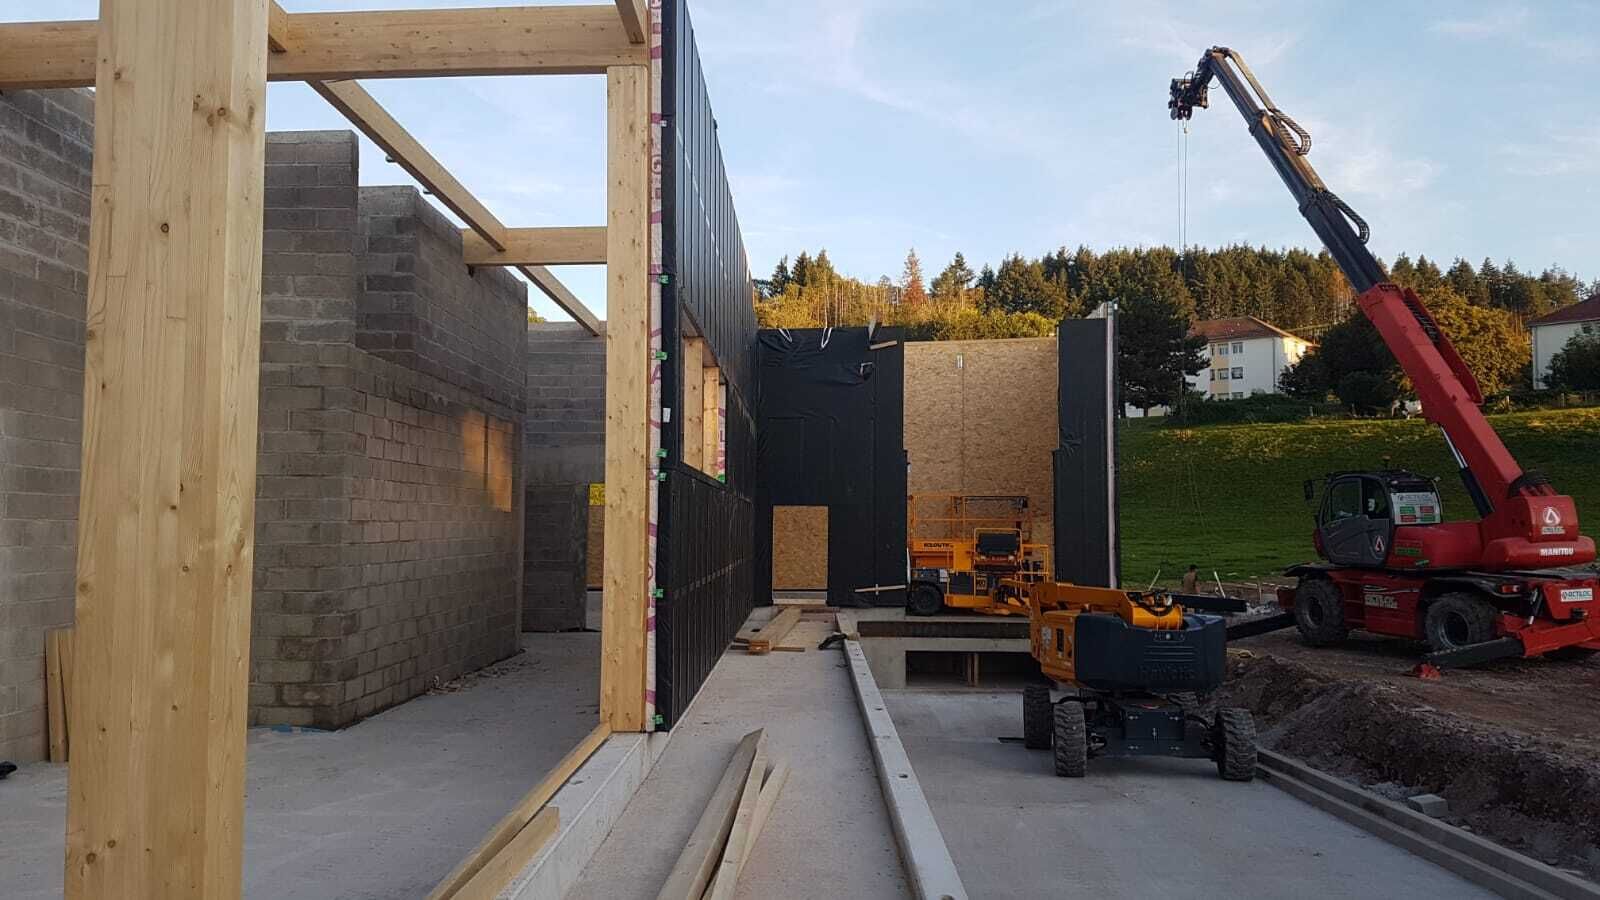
[754,328,906,607]
[1055,318,1120,588]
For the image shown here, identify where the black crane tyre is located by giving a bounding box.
[1022,685,1052,750]
[907,583,944,617]
[1052,702,1088,778]
[1215,708,1257,782]
[1293,578,1348,647]
[1423,592,1497,652]
[1545,646,1599,662]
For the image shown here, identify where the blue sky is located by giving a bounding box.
[7,1,1598,321]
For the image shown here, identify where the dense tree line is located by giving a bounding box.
[754,244,1594,412]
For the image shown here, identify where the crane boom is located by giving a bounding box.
[1168,46,1566,524]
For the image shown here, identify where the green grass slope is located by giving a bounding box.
[1120,409,1600,586]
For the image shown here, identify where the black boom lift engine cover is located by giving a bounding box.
[1073,613,1226,693]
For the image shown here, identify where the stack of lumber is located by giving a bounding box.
[426,724,610,900]
[45,627,75,763]
[732,600,831,654]
[658,729,790,900]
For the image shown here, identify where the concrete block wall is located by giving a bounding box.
[523,324,606,629]
[0,89,92,762]
[252,136,526,728]
[0,101,529,758]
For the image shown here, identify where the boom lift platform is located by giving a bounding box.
[1170,47,1600,668]
[1006,579,1257,780]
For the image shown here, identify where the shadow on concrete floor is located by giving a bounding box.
[0,632,601,900]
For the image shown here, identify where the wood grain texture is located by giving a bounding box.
[0,7,648,89]
[267,1,292,52]
[599,64,651,733]
[705,739,769,900]
[426,724,609,900]
[452,808,560,900]
[309,79,508,248]
[45,629,66,763]
[702,364,722,477]
[681,337,705,471]
[655,730,764,900]
[464,226,607,266]
[615,0,649,43]
[65,0,269,897]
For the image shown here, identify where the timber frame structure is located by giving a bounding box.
[0,2,676,896]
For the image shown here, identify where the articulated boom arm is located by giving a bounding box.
[1169,47,1564,522]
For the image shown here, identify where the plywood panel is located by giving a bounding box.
[681,337,705,471]
[904,338,1058,541]
[772,506,828,590]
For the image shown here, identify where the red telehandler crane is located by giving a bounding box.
[1169,47,1600,667]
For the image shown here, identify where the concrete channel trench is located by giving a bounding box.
[843,609,1600,899]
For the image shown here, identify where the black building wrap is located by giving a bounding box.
[1055,318,1121,588]
[655,0,759,729]
[754,328,908,608]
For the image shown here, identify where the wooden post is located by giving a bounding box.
[600,64,651,733]
[702,364,722,478]
[66,1,268,897]
[681,337,705,471]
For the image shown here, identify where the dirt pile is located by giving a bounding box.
[1219,652,1600,875]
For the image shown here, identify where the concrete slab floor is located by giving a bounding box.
[567,615,912,900]
[883,690,1497,900]
[0,632,600,900]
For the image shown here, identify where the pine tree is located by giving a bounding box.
[768,256,791,297]
[931,252,975,302]
[901,248,928,307]
[791,251,813,288]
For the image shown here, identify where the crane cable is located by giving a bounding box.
[1178,120,1190,256]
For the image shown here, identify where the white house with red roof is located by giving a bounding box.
[1529,295,1600,389]
[1189,316,1314,400]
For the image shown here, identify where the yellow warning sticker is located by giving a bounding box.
[589,483,605,506]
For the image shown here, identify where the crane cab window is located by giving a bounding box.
[1322,479,1363,525]
[1363,480,1390,519]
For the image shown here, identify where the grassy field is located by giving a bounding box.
[1120,408,1600,587]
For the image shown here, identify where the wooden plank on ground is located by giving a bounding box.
[656,730,764,900]
[426,723,610,900]
[599,64,652,733]
[746,607,803,655]
[704,739,770,900]
[453,807,560,900]
[309,79,508,249]
[0,7,648,90]
[45,629,65,764]
[65,0,270,897]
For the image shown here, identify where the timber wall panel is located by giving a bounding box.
[771,506,827,591]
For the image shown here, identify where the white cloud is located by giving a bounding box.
[1498,127,1600,177]
[1429,6,1530,37]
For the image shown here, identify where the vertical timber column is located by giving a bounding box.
[66,1,269,898]
[601,64,652,732]
[681,337,705,471]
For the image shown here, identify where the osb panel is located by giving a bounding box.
[772,505,828,589]
[587,503,605,589]
[904,337,1058,541]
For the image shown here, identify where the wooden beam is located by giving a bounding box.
[309,79,509,249]
[45,630,66,764]
[268,1,293,53]
[615,0,649,43]
[464,227,608,267]
[702,364,722,479]
[746,607,803,655]
[65,0,269,897]
[453,808,560,900]
[599,64,651,733]
[656,730,765,900]
[681,337,705,471]
[0,7,648,90]
[706,737,769,900]
[426,724,609,900]
[519,266,603,336]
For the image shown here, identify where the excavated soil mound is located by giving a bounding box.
[1218,653,1600,876]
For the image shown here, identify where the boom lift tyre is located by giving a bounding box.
[1171,47,1600,667]
[1052,702,1088,778]
[907,583,945,618]
[1214,708,1258,782]
[1022,684,1052,750]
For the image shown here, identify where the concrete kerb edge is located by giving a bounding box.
[1257,749,1600,900]
[842,638,970,900]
